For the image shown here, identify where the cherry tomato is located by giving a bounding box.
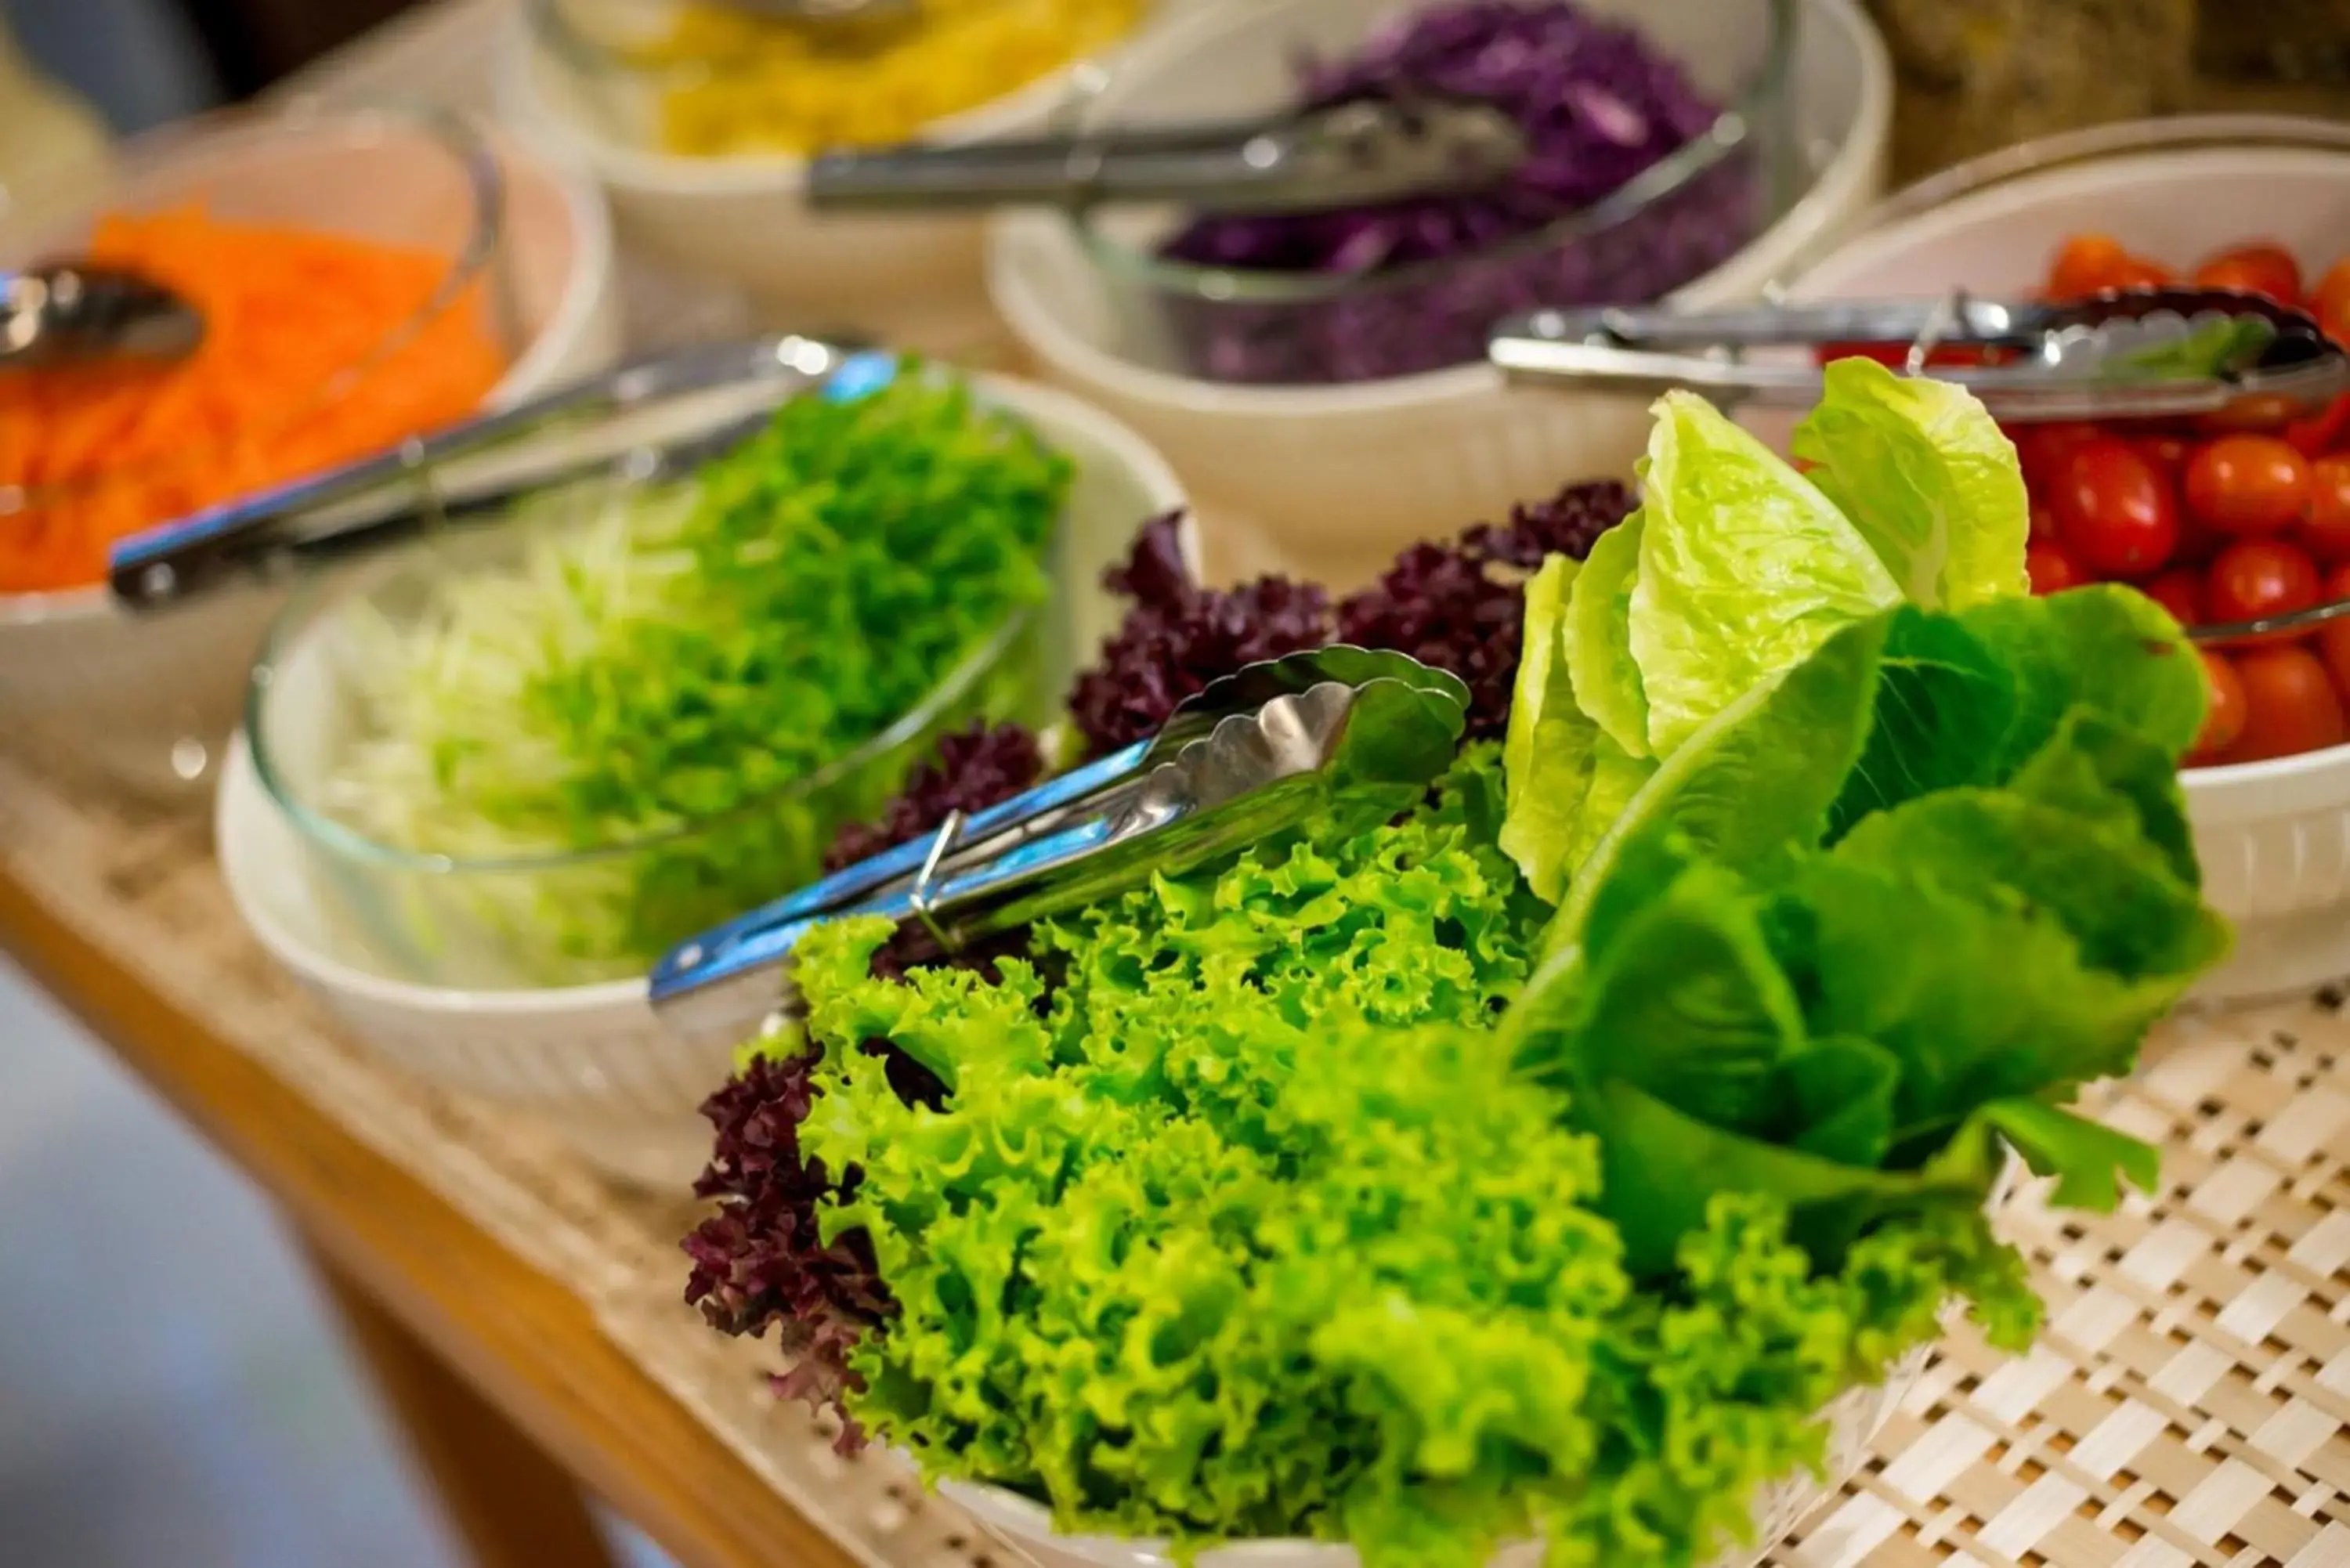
[2130,431,2195,475]
[2026,539,2084,596]
[2193,242,2303,306]
[2188,650,2249,762]
[2229,645,2348,761]
[2185,434,2313,534]
[2048,233,2129,298]
[2105,257,2175,291]
[2319,620,2350,704]
[2014,421,2105,492]
[2050,438,2178,575]
[2317,256,2350,345]
[2207,537,2323,624]
[2143,569,2206,627]
[2294,453,2350,562]
[2200,393,2310,435]
[2283,391,2350,458]
[2030,501,2061,542]
[2327,561,2350,602]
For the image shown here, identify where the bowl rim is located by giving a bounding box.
[219,372,1198,1007]
[0,104,614,629]
[497,0,1162,196]
[981,0,1891,414]
[1058,0,1795,306]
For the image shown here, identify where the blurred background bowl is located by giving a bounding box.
[216,369,1193,1188]
[0,106,619,800]
[988,0,1891,590]
[1770,114,2350,1006]
[494,0,1185,358]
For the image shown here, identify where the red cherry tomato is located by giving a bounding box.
[2188,650,2249,762]
[2130,431,2195,475]
[2283,391,2350,458]
[2316,257,2350,345]
[2029,502,2061,542]
[2319,620,2350,705]
[2014,421,2105,492]
[2207,537,2323,625]
[2143,568,2206,627]
[2050,438,2178,575]
[2193,242,2303,306]
[2325,562,2350,604]
[2185,434,2313,534]
[2229,645,2348,761]
[2294,453,2350,562]
[2026,539,2085,596]
[2105,257,2175,292]
[2048,234,2129,298]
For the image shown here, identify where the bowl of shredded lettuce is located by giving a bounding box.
[237,361,1188,994]
[682,363,2227,1565]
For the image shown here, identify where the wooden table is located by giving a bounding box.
[0,832,855,1568]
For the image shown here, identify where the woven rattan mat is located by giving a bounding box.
[3,739,2345,1568]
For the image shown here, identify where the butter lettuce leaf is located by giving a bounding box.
[1629,391,1902,755]
[1791,357,2032,610]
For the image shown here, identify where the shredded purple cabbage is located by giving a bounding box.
[1150,1,1758,385]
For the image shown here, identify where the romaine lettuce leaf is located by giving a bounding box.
[1499,555,1597,905]
[1513,590,2225,1276]
[1564,508,1651,758]
[1629,392,1902,755]
[1791,357,2031,610]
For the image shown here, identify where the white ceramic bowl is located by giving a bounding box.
[986,0,1892,591]
[493,4,1194,358]
[0,107,619,800]
[217,374,1193,1189]
[1774,115,2350,1005]
[932,1339,1929,1568]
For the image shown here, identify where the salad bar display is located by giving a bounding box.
[9,9,2350,1568]
[678,367,2224,1568]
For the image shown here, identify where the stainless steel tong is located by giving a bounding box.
[106,333,874,611]
[807,97,1527,215]
[2,263,204,370]
[1489,287,2350,422]
[648,646,1473,1053]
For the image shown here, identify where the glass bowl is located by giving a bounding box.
[0,108,522,598]
[524,0,1154,161]
[1058,0,1799,387]
[240,367,1188,993]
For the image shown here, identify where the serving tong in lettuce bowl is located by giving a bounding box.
[647,646,1470,1053]
[806,96,1528,215]
[1488,286,2350,424]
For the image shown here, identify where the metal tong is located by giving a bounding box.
[106,333,876,611]
[647,645,1473,1053]
[1488,287,2350,422]
[2,262,204,371]
[807,97,1527,215]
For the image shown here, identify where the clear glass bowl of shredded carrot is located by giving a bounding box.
[531,0,1148,159]
[0,112,515,594]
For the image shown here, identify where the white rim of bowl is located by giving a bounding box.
[218,370,1195,1013]
[981,0,1892,419]
[492,2,1166,198]
[0,114,617,632]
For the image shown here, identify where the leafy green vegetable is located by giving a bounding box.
[1629,391,1901,754]
[331,364,1068,978]
[1513,591,2227,1274]
[1564,508,1651,757]
[1790,357,2031,610]
[778,750,2041,1568]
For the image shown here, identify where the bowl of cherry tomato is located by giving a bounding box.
[1774,114,2350,1003]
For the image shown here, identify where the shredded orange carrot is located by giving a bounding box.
[0,206,507,592]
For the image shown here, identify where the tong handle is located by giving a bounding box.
[807,99,1526,215]
[106,334,866,611]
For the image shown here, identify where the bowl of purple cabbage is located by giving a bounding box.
[1061,0,1796,386]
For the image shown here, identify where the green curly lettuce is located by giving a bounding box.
[768,750,2043,1568]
